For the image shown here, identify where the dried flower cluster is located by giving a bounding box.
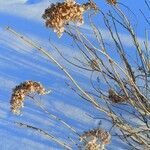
[80,128,111,150]
[42,0,97,37]
[85,142,100,150]
[10,80,48,115]
[106,0,117,5]
[108,89,128,103]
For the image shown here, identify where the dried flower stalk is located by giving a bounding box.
[15,122,72,150]
[42,0,97,37]
[10,80,49,115]
[80,128,111,150]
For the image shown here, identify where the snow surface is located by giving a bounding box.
[0,0,146,150]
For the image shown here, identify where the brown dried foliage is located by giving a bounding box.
[80,128,111,150]
[85,142,100,150]
[10,80,47,115]
[42,0,97,37]
[90,59,100,71]
[108,89,128,103]
[106,0,117,5]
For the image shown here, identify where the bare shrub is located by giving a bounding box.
[5,0,150,149]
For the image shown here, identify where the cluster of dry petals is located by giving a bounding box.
[85,142,100,150]
[80,128,111,150]
[106,0,117,5]
[10,80,48,115]
[42,0,97,37]
[108,89,128,103]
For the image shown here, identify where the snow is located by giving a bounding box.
[0,0,146,149]
[0,0,99,149]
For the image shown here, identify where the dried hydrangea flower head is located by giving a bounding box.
[42,0,97,37]
[80,128,111,150]
[106,0,117,5]
[10,80,49,115]
[108,89,128,103]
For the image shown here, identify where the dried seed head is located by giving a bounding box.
[108,89,128,103]
[81,128,111,144]
[85,141,100,150]
[42,0,97,37]
[10,80,49,115]
[80,128,111,150]
[106,0,117,5]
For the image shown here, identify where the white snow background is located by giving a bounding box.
[0,0,147,150]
